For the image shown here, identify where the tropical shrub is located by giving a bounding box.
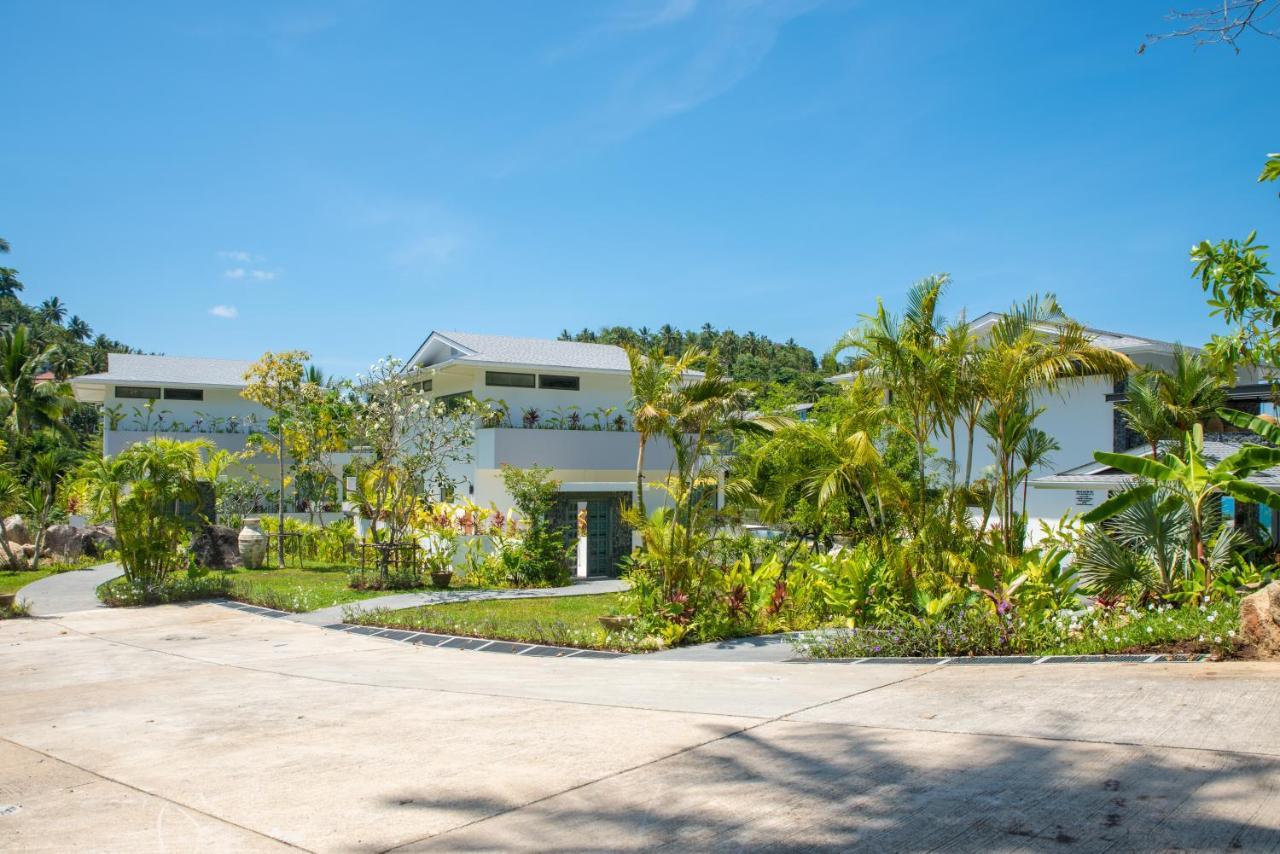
[77,437,212,596]
[500,464,570,586]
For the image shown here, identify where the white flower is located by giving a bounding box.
[1228,630,1236,639]
[1146,626,1153,634]
[1199,635,1205,641]
[1214,636,1222,644]
[1207,614,1216,623]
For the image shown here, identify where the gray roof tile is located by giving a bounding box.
[72,354,255,388]
[434,331,632,372]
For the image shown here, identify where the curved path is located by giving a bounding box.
[16,562,122,616]
[3,603,1280,851]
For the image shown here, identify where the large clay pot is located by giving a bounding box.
[238,517,268,569]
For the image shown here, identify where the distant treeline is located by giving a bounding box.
[558,324,837,400]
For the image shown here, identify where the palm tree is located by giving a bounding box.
[1116,371,1172,461]
[38,297,67,326]
[977,295,1133,553]
[47,344,84,381]
[304,365,327,387]
[624,345,701,517]
[1016,427,1060,519]
[831,274,950,520]
[66,316,92,343]
[0,236,19,299]
[0,325,74,440]
[1157,345,1227,437]
[737,377,898,536]
[0,466,26,569]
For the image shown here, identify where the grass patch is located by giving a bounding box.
[0,556,106,596]
[224,562,387,611]
[349,593,631,651]
[98,574,233,606]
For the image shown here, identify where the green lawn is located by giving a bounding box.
[350,593,630,650]
[224,562,388,611]
[0,557,104,596]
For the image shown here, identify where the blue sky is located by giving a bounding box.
[3,1,1278,377]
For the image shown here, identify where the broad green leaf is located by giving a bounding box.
[1219,445,1280,474]
[1218,408,1280,445]
[1224,480,1280,512]
[1081,484,1156,523]
[1092,451,1176,481]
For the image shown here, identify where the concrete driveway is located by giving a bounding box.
[2,605,1279,852]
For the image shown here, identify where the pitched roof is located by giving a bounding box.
[1033,435,1280,490]
[966,312,1179,353]
[71,354,255,388]
[433,331,631,372]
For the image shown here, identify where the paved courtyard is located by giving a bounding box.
[3,604,1280,852]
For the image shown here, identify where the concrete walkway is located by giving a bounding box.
[637,631,800,662]
[3,604,1279,851]
[16,562,122,616]
[289,576,628,625]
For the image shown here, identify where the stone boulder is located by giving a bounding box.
[190,525,242,569]
[41,524,117,560]
[2,543,28,570]
[2,515,30,545]
[1240,581,1280,659]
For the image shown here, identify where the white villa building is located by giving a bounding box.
[70,354,272,459]
[70,335,688,576]
[833,313,1278,539]
[403,331,685,575]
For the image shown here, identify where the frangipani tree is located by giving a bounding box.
[352,357,477,583]
[1083,421,1280,590]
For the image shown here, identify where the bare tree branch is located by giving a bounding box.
[1140,0,1280,53]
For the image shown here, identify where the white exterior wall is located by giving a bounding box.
[419,365,676,536]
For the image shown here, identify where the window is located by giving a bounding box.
[413,379,433,393]
[115,386,161,400]
[163,388,204,401]
[538,374,579,391]
[486,371,536,388]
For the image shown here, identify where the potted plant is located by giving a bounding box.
[421,529,457,588]
[599,614,636,632]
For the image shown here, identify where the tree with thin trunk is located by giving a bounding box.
[242,351,310,568]
[1115,371,1173,461]
[624,345,701,518]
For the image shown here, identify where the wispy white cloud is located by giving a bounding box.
[220,251,277,281]
[348,197,471,273]
[209,305,239,319]
[502,0,825,173]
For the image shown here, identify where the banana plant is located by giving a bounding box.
[1083,420,1280,591]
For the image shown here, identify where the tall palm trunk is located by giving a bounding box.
[634,434,647,518]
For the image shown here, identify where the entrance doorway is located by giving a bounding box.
[551,492,632,577]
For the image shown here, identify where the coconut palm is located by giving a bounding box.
[66,316,92,343]
[0,325,74,440]
[47,344,84,381]
[1115,371,1172,461]
[1157,345,1228,437]
[38,297,67,326]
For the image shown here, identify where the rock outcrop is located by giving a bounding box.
[2,515,31,545]
[41,524,117,560]
[1240,581,1280,659]
[190,525,242,569]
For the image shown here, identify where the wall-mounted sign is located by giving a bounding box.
[1074,490,1096,507]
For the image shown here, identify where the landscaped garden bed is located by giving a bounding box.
[345,593,632,651]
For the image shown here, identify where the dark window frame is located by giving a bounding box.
[115,385,162,400]
[485,371,536,389]
[538,374,580,391]
[163,388,204,401]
